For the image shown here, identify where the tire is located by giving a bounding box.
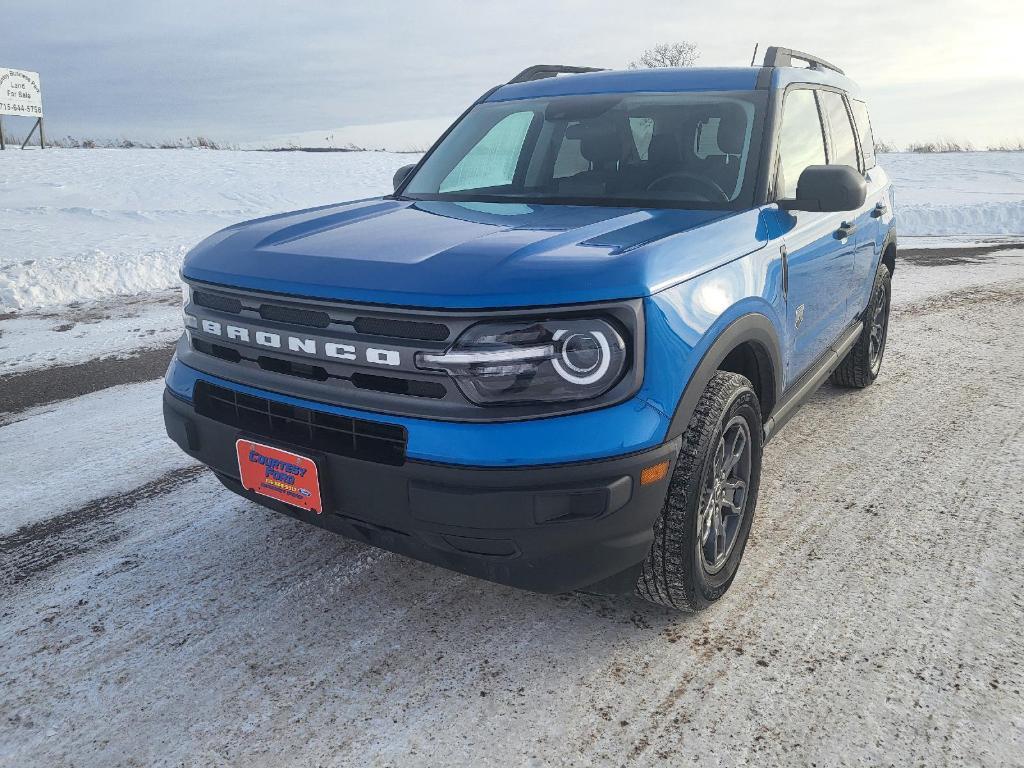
[831,263,892,388]
[636,371,763,611]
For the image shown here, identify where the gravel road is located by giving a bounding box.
[1,247,1022,767]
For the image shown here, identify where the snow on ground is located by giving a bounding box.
[895,234,1023,249]
[0,149,415,311]
[891,250,1024,306]
[0,290,180,374]
[880,151,1024,236]
[1,254,1022,766]
[0,379,195,535]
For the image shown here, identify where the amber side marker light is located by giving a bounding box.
[640,460,670,486]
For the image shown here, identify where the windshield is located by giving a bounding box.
[401,91,767,210]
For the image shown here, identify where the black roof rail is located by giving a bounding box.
[508,65,606,84]
[763,46,845,76]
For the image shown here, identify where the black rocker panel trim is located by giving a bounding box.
[762,320,862,442]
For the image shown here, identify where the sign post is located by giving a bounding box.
[0,68,44,149]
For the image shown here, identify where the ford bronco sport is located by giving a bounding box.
[164,47,896,610]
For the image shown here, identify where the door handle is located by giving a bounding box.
[835,221,856,240]
[871,202,888,218]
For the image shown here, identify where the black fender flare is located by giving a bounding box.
[665,313,784,440]
[880,227,898,274]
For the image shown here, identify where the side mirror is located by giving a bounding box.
[778,165,866,213]
[393,163,417,192]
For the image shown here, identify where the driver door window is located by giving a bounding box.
[776,89,826,199]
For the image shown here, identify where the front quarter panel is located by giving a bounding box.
[643,241,786,439]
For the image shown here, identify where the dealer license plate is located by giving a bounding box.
[236,439,323,514]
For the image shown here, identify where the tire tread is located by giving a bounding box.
[636,371,760,611]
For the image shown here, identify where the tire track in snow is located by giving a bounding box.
[0,344,174,420]
[892,279,1024,318]
[0,464,204,588]
[900,242,1023,266]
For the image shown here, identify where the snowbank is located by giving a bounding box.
[248,116,453,153]
[2,149,1023,312]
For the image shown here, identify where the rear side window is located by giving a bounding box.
[440,111,534,192]
[850,100,876,169]
[818,91,858,169]
[776,88,827,199]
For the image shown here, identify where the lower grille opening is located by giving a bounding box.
[191,342,448,398]
[192,338,241,363]
[194,381,407,466]
[257,355,329,381]
[351,372,446,399]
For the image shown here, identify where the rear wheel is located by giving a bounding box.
[831,264,891,388]
[636,371,762,611]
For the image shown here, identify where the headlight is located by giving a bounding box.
[181,281,198,329]
[416,318,628,405]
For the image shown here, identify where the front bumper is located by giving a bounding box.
[164,388,679,594]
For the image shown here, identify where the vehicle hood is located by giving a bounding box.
[182,198,766,308]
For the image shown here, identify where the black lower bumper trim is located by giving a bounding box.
[164,389,678,594]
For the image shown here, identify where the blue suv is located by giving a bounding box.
[164,47,896,610]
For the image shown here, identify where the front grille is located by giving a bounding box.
[194,381,407,466]
[188,285,449,341]
[192,337,241,363]
[192,337,446,396]
[259,304,331,328]
[353,316,450,341]
[193,290,242,314]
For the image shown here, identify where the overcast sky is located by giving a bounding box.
[5,0,1021,149]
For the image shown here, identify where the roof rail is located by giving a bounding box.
[508,65,606,84]
[763,46,845,76]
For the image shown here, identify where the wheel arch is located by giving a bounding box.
[665,313,784,440]
[881,228,897,276]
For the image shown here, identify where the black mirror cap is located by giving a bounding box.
[393,164,417,192]
[779,165,867,213]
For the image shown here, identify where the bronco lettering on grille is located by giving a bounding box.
[196,318,402,366]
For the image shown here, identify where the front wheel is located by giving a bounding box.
[636,371,763,611]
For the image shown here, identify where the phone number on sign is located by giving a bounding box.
[0,103,42,115]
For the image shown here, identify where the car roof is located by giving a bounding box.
[487,65,862,102]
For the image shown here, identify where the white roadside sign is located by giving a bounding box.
[0,68,43,117]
